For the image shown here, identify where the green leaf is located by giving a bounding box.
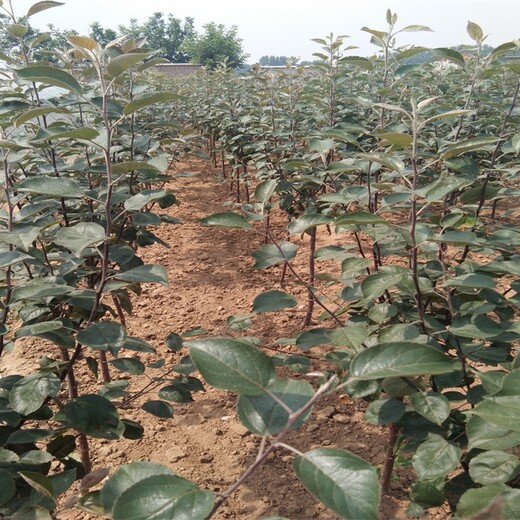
[309,138,334,154]
[456,484,508,518]
[252,242,297,269]
[410,392,450,425]
[12,506,52,519]
[440,137,497,160]
[77,321,127,350]
[108,53,151,77]
[158,385,192,403]
[400,24,433,32]
[412,434,461,480]
[101,462,174,515]
[377,132,412,147]
[288,213,332,234]
[6,24,28,37]
[296,328,333,350]
[254,179,278,209]
[123,92,181,116]
[349,343,457,381]
[365,398,406,425]
[237,378,313,435]
[199,212,252,229]
[115,265,168,286]
[252,290,297,313]
[165,332,183,352]
[293,448,380,520]
[124,189,168,211]
[358,152,404,172]
[111,161,160,174]
[433,48,465,68]
[467,21,484,42]
[9,372,60,415]
[55,223,105,257]
[16,66,82,93]
[68,35,98,50]
[18,176,83,198]
[31,126,98,142]
[445,273,495,289]
[15,106,66,126]
[361,273,403,300]
[141,400,174,418]
[336,212,388,226]
[56,394,124,439]
[18,471,53,497]
[0,226,40,251]
[469,451,519,485]
[112,357,145,375]
[187,338,275,395]
[0,468,15,506]
[112,474,214,520]
[27,2,64,17]
[467,415,520,450]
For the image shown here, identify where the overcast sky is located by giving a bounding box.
[10,0,520,62]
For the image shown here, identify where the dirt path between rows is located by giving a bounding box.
[2,157,447,519]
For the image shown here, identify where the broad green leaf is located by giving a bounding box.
[412,434,461,480]
[335,211,388,226]
[467,415,520,450]
[238,378,313,435]
[9,372,60,415]
[16,66,82,93]
[456,484,508,518]
[254,179,278,208]
[425,109,471,124]
[358,152,404,172]
[18,176,83,198]
[31,126,98,141]
[400,24,433,32]
[158,385,192,403]
[18,471,53,497]
[368,303,397,324]
[0,468,15,506]
[141,400,174,418]
[440,137,497,159]
[108,53,151,77]
[410,392,450,425]
[15,106,66,126]
[199,212,251,229]
[56,394,124,439]
[12,506,52,519]
[123,92,181,116]
[309,138,334,154]
[467,21,484,43]
[444,273,495,289]
[77,321,127,350]
[288,213,332,234]
[124,189,168,211]
[342,57,374,70]
[101,462,174,514]
[112,474,214,520]
[0,226,39,251]
[115,265,168,286]
[433,48,465,68]
[365,398,406,425]
[377,132,412,147]
[349,342,457,381]
[293,448,380,519]
[469,451,519,485]
[112,357,145,375]
[27,2,64,18]
[296,328,333,350]
[0,138,31,150]
[111,161,160,174]
[55,222,105,257]
[6,24,28,37]
[252,242,297,269]
[187,338,275,395]
[252,290,297,313]
[165,332,183,352]
[361,273,403,300]
[11,280,74,302]
[67,35,98,50]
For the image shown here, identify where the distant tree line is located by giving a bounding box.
[0,11,248,69]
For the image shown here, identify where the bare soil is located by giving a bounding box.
[1,157,450,520]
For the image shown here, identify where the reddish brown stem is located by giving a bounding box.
[380,422,398,494]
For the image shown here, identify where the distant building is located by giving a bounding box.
[153,63,204,77]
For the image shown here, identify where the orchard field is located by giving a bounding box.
[1,2,520,519]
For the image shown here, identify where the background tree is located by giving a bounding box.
[89,21,117,47]
[258,55,299,66]
[116,12,195,62]
[181,22,248,69]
